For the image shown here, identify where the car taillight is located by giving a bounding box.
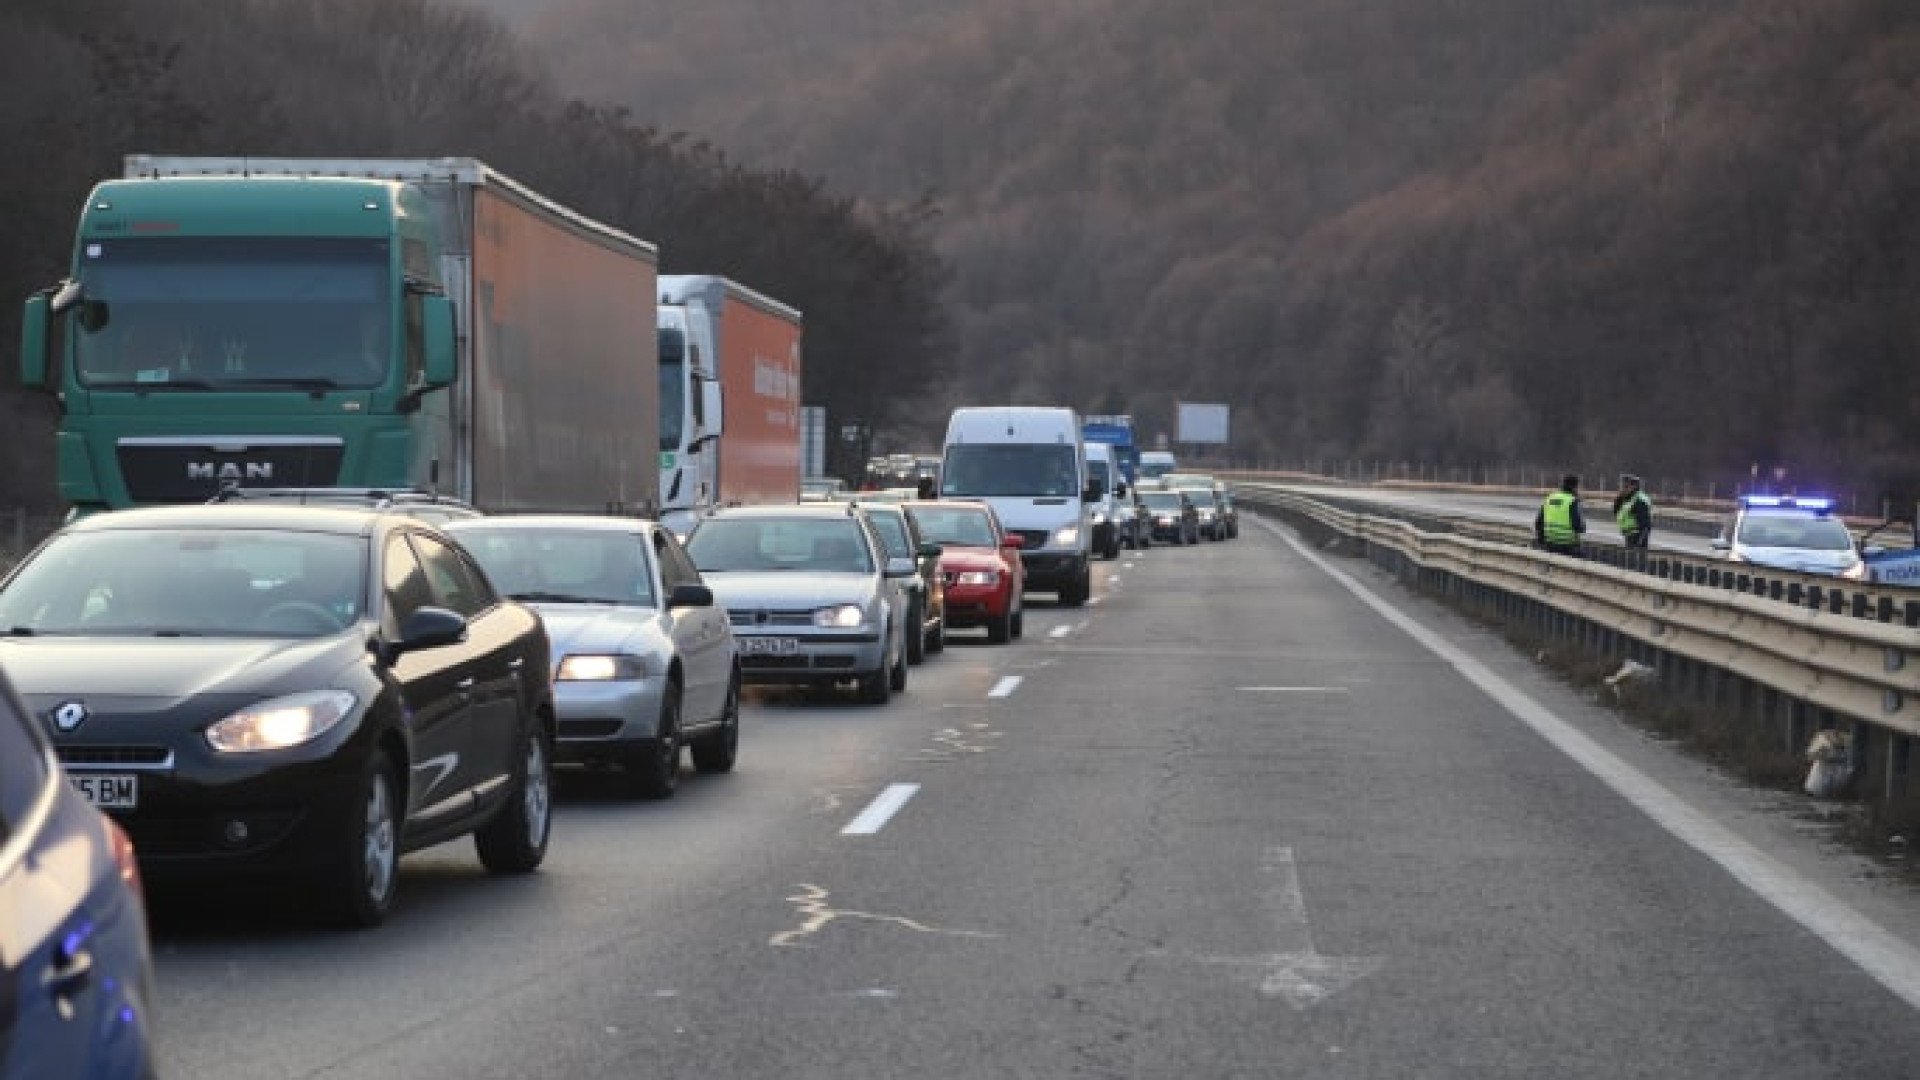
[103,816,143,900]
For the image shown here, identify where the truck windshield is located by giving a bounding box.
[941,444,1079,498]
[659,328,686,452]
[73,237,393,391]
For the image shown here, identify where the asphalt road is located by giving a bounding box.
[145,517,1920,1078]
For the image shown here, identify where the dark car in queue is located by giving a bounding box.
[683,503,915,705]
[0,665,155,1079]
[1139,489,1201,545]
[904,500,1027,643]
[853,501,947,663]
[446,517,740,800]
[1214,485,1240,539]
[0,505,555,927]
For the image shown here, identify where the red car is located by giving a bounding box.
[905,500,1026,643]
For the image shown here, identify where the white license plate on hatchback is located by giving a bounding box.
[70,773,139,810]
[739,637,800,656]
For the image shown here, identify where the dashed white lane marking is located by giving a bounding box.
[988,675,1024,698]
[1240,686,1349,694]
[1122,562,1136,569]
[1089,597,1104,606]
[1260,516,1920,1012]
[1048,625,1073,639]
[841,783,920,836]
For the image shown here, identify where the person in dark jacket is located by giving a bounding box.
[1612,474,1653,549]
[1535,474,1586,556]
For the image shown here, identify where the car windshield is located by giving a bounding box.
[1736,513,1854,551]
[1088,459,1111,491]
[686,517,875,574]
[451,527,657,606]
[864,512,914,558]
[941,443,1079,498]
[1141,492,1186,510]
[0,528,366,637]
[908,508,997,547]
[73,237,393,391]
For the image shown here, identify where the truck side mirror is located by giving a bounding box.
[701,375,724,436]
[421,294,457,388]
[19,294,50,389]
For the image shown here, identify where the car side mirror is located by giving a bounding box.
[668,583,714,608]
[393,606,467,657]
[916,541,942,559]
[884,556,918,578]
[1710,537,1731,551]
[1001,534,1024,550]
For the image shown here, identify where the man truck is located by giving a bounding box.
[19,155,660,515]
[656,275,804,534]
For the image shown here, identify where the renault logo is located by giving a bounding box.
[50,700,88,732]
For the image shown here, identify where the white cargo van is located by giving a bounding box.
[1083,441,1123,559]
[1138,450,1178,480]
[940,406,1095,605]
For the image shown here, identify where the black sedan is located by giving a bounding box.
[0,504,555,927]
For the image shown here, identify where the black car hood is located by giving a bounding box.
[0,632,364,705]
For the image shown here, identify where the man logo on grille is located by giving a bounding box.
[51,700,88,732]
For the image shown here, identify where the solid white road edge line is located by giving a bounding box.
[1258,516,1920,1012]
[988,675,1023,698]
[841,783,921,836]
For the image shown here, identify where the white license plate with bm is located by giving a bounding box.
[739,637,800,656]
[71,773,139,810]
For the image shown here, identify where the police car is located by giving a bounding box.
[1712,495,1873,580]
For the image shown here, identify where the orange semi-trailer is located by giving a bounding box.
[657,275,803,532]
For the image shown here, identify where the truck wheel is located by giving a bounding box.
[905,598,926,665]
[475,721,552,874]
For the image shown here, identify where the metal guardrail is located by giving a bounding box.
[1239,483,1920,623]
[1239,488,1920,744]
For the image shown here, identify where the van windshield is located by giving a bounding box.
[941,444,1079,498]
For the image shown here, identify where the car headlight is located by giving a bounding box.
[814,604,866,628]
[557,654,652,681]
[1052,526,1080,546]
[955,570,1000,586]
[206,690,355,753]
[1090,512,1108,525]
[1198,509,1215,521]
[1841,559,1868,582]
[1154,514,1173,525]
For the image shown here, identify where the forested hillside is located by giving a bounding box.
[0,0,949,509]
[502,0,1920,496]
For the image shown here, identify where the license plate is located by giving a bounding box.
[739,637,800,656]
[70,773,138,810]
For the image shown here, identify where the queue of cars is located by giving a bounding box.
[0,457,1240,1069]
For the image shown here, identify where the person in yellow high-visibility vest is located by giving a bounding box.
[1612,473,1652,549]
[1534,473,1586,556]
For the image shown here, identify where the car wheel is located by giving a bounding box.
[986,606,1012,644]
[691,669,740,775]
[888,636,909,692]
[905,597,926,665]
[625,682,682,799]
[476,721,553,873]
[1060,566,1090,607]
[857,661,892,704]
[1011,599,1025,639]
[925,612,946,655]
[317,750,400,928]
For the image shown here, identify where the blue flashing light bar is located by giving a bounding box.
[1739,494,1835,512]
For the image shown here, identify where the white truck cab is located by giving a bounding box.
[940,406,1095,605]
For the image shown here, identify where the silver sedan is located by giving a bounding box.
[447,517,739,799]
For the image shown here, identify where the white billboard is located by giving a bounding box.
[1175,402,1229,444]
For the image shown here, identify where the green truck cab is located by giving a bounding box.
[21,156,659,516]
